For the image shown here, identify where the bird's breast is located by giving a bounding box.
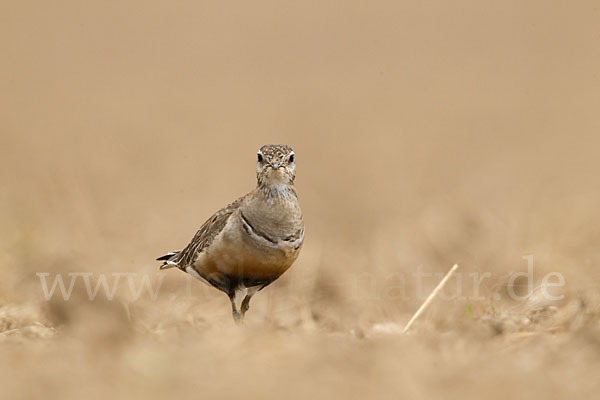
[197,211,303,281]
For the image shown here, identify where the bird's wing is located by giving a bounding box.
[157,194,249,269]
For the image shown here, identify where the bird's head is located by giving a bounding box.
[256,144,296,187]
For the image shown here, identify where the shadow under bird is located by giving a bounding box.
[157,144,304,323]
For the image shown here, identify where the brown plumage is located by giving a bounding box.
[157,144,304,323]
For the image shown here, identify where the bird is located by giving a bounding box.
[157,144,304,323]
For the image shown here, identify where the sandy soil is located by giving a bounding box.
[2,1,599,398]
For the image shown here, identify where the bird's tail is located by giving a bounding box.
[156,251,181,269]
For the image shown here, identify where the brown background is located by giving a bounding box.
[1,1,599,399]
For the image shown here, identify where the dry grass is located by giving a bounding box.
[2,1,600,398]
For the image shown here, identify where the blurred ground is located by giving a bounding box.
[1,1,600,399]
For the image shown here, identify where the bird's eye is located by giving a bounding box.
[288,154,295,163]
[257,153,263,163]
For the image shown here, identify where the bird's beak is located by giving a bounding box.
[271,162,281,170]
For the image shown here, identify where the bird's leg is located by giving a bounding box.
[240,295,252,316]
[240,287,258,318]
[229,293,243,324]
[230,286,257,323]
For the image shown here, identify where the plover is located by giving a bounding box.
[157,144,304,323]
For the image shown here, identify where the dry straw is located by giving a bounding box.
[403,264,460,334]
